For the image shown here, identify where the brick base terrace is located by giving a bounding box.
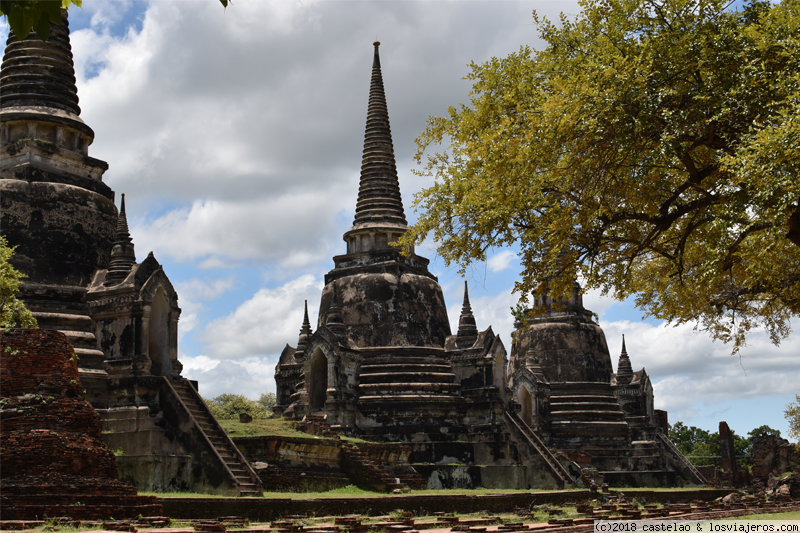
[0,329,162,520]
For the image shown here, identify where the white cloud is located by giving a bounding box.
[181,354,221,374]
[199,274,323,359]
[598,319,800,425]
[487,250,516,273]
[130,194,347,267]
[183,356,276,400]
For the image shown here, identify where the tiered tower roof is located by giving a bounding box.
[0,9,95,143]
[456,281,479,349]
[342,41,408,255]
[106,194,137,283]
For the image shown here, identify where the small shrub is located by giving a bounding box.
[204,393,271,420]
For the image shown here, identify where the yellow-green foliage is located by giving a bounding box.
[218,417,310,438]
[401,0,800,353]
[785,394,800,443]
[0,236,38,329]
[204,393,271,420]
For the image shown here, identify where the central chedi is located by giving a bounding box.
[275,41,509,442]
[274,41,705,490]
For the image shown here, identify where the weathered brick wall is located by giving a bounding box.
[752,434,800,479]
[0,328,162,520]
[1,328,83,397]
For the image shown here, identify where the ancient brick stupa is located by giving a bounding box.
[273,42,564,489]
[276,41,706,489]
[0,10,260,495]
[507,279,707,486]
[275,41,508,438]
[0,329,162,520]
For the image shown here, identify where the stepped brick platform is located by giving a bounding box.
[0,329,162,520]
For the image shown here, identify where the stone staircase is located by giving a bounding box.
[547,382,629,444]
[356,351,467,438]
[32,311,106,370]
[302,414,425,492]
[357,356,461,398]
[170,379,262,496]
[505,410,573,488]
[341,442,408,492]
[657,431,708,485]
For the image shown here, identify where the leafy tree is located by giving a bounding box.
[786,394,800,442]
[669,421,721,465]
[669,421,784,468]
[0,236,38,329]
[204,393,270,420]
[669,421,711,456]
[747,425,782,439]
[1,0,229,41]
[0,0,82,40]
[258,392,276,414]
[400,0,800,352]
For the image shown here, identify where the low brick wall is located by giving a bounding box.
[159,489,735,520]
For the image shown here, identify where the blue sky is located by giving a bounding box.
[3,0,796,440]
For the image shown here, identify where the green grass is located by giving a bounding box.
[720,511,800,520]
[217,417,313,438]
[258,486,574,499]
[140,490,231,498]
[261,485,384,499]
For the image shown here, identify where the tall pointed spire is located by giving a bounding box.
[1,9,80,116]
[616,334,633,385]
[1,9,96,150]
[342,41,408,255]
[106,194,136,283]
[295,300,313,357]
[456,281,479,349]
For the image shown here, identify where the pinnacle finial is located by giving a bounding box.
[456,281,479,349]
[105,193,136,283]
[343,40,407,250]
[0,9,82,117]
[616,334,633,385]
[296,299,313,356]
[115,193,132,243]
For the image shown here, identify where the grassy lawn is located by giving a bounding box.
[258,485,562,499]
[720,510,800,520]
[217,417,313,439]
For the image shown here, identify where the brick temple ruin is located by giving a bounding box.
[2,12,707,496]
[274,41,705,489]
[0,329,163,519]
[0,11,260,496]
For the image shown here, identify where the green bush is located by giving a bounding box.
[204,393,271,420]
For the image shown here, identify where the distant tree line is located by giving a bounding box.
[669,421,782,469]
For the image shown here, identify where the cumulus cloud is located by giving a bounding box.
[199,274,323,359]
[599,319,800,424]
[56,0,797,432]
[487,250,516,273]
[69,0,572,267]
[174,276,235,338]
[182,356,276,400]
[130,193,347,267]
